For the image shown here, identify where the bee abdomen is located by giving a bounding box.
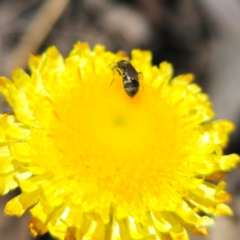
[124,80,139,97]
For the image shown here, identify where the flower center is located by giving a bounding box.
[29,70,197,215]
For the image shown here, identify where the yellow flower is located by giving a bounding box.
[0,42,239,240]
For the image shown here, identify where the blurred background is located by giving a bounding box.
[0,0,240,239]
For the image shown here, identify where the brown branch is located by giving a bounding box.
[4,0,70,77]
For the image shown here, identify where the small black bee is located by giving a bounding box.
[111,60,140,97]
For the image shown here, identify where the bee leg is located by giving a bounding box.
[138,72,143,80]
[109,78,115,87]
[138,72,145,92]
[116,68,121,76]
[109,66,121,88]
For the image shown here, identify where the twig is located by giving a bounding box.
[4,0,70,77]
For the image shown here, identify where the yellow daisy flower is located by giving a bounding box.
[0,42,239,240]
